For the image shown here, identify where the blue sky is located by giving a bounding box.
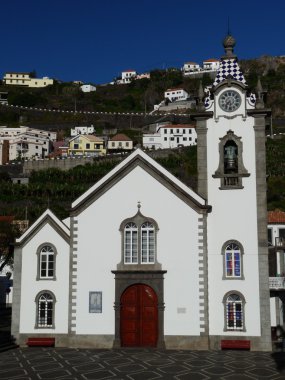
[1,0,284,84]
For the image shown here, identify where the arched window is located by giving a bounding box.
[141,222,155,263]
[120,206,159,267]
[37,244,57,280]
[222,240,244,280]
[36,291,56,328]
[224,292,245,331]
[124,223,138,264]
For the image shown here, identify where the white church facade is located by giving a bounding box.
[12,35,272,351]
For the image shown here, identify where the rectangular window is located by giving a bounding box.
[176,129,179,133]
[125,230,138,263]
[170,129,173,134]
[74,144,79,149]
[164,129,167,134]
[226,250,241,277]
[126,142,129,147]
[86,143,90,149]
[170,137,174,141]
[183,137,187,141]
[268,228,273,245]
[164,137,167,141]
[189,130,192,134]
[40,253,54,278]
[112,142,115,147]
[183,129,185,134]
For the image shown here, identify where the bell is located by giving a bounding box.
[224,145,237,172]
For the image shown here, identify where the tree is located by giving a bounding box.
[0,220,21,273]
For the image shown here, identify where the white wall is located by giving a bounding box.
[206,109,261,336]
[75,166,202,336]
[19,223,70,334]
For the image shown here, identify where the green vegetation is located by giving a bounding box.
[0,135,284,225]
[266,137,285,210]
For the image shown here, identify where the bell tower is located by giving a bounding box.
[195,35,272,350]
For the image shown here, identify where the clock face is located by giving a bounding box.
[218,90,241,112]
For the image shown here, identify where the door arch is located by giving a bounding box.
[120,284,158,347]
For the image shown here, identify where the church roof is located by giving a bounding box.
[16,209,70,246]
[213,58,246,86]
[268,209,285,224]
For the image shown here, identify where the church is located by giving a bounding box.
[11,35,272,351]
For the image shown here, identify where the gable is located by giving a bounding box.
[16,209,70,247]
[71,149,210,216]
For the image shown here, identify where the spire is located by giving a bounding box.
[223,34,236,58]
[255,77,265,109]
[213,34,246,87]
[197,81,205,111]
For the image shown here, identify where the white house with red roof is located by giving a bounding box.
[203,58,220,71]
[143,123,197,150]
[107,134,133,151]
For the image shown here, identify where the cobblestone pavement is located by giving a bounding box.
[0,348,285,380]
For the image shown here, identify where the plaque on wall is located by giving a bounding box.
[89,291,102,313]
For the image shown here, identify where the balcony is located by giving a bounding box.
[269,277,285,290]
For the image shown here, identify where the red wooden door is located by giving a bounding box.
[120,284,158,347]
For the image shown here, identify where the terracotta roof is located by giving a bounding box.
[160,124,195,129]
[123,70,136,73]
[268,209,285,223]
[110,134,132,142]
[184,62,198,65]
[86,135,103,142]
[0,216,14,223]
[203,58,219,62]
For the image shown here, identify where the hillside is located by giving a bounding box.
[1,56,285,132]
[0,136,284,224]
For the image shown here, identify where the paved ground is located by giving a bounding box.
[0,347,285,380]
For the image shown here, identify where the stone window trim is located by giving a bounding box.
[221,240,245,280]
[223,290,246,332]
[118,208,161,271]
[212,130,250,189]
[36,243,58,281]
[34,290,56,329]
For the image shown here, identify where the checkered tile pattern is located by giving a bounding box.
[213,58,247,86]
[0,347,284,379]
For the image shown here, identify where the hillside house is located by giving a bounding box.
[143,124,197,150]
[3,73,53,88]
[203,58,220,71]
[68,135,106,156]
[0,127,56,164]
[70,126,95,137]
[80,84,96,93]
[107,134,133,152]
[182,62,201,75]
[164,88,189,102]
[120,70,137,84]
